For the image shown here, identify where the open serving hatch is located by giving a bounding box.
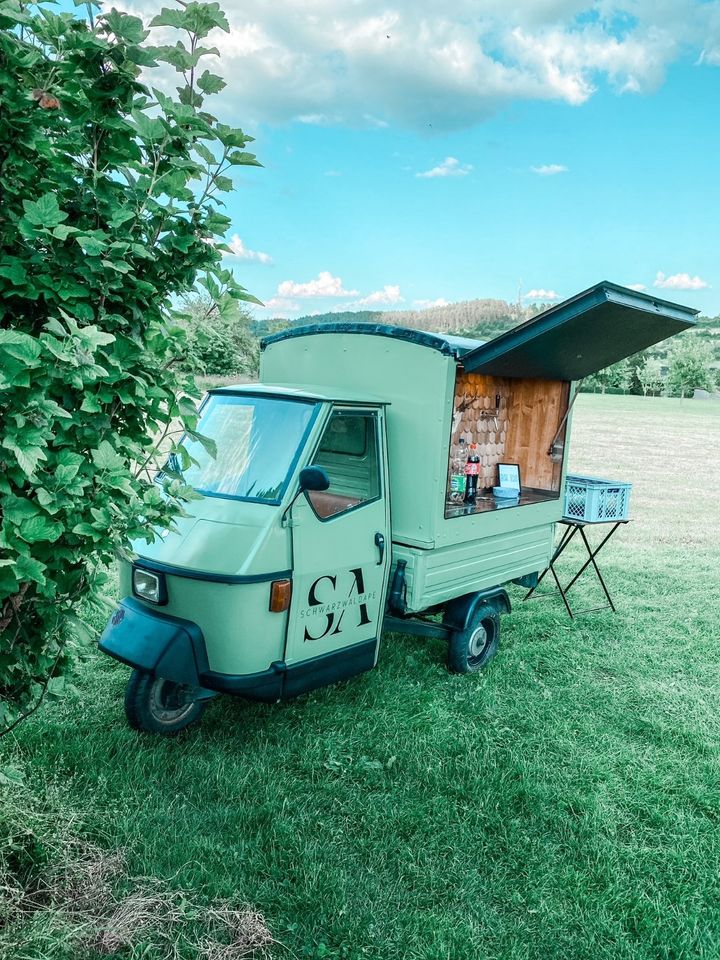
[445,282,699,518]
[460,281,699,380]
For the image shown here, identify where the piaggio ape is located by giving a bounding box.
[99,281,697,732]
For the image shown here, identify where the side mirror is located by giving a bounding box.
[299,466,330,492]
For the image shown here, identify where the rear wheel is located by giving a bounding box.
[124,669,205,734]
[446,603,500,674]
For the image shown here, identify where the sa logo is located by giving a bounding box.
[303,567,372,642]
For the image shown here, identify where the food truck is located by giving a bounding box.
[99,282,697,733]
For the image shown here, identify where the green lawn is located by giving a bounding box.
[3,394,720,960]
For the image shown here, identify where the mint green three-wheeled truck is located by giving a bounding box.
[99,282,697,733]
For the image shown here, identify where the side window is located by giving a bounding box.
[307,410,381,519]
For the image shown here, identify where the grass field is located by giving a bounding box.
[2,394,720,960]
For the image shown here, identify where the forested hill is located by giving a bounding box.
[292,297,537,340]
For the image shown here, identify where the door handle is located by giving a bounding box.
[374,532,386,565]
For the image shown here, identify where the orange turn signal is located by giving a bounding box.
[269,579,292,613]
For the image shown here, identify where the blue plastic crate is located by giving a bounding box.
[563,475,632,523]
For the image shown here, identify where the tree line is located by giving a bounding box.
[184,296,720,397]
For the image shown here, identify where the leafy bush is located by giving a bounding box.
[180,294,260,377]
[0,0,260,728]
[667,335,715,397]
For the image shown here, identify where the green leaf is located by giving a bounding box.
[14,554,47,586]
[19,515,64,544]
[0,329,41,364]
[36,488,57,509]
[227,150,262,167]
[0,261,28,285]
[149,6,188,29]
[3,440,46,477]
[66,614,95,645]
[72,522,100,538]
[155,42,196,72]
[109,206,136,229]
[58,450,84,469]
[53,224,79,241]
[76,235,107,256]
[79,325,116,348]
[2,496,40,523]
[102,9,147,43]
[80,394,101,413]
[0,766,26,787]
[101,259,132,274]
[44,317,67,337]
[197,70,226,94]
[151,2,228,37]
[214,174,233,192]
[22,193,68,229]
[194,141,216,164]
[185,429,217,459]
[91,440,125,471]
[130,109,166,141]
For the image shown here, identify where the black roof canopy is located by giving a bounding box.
[461,281,698,380]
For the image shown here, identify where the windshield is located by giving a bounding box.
[180,394,318,502]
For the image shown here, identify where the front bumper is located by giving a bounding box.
[99,597,285,701]
[99,597,209,687]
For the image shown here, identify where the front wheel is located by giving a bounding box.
[124,669,205,734]
[446,603,500,674]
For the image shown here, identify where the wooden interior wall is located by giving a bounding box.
[451,372,512,490]
[503,379,569,491]
[450,371,570,494]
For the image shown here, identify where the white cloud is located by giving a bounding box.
[653,271,709,291]
[363,113,389,128]
[627,283,647,291]
[225,234,273,264]
[324,170,342,177]
[531,163,568,175]
[296,113,340,125]
[261,297,301,313]
[119,0,712,132]
[524,288,560,300]
[415,298,451,308]
[277,271,359,298]
[417,157,473,179]
[349,285,405,307]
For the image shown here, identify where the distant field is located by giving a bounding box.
[3,394,720,960]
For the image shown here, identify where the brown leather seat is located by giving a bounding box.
[308,490,362,519]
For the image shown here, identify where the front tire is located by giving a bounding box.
[446,603,500,674]
[124,669,205,734]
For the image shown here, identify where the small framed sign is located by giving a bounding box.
[497,463,521,491]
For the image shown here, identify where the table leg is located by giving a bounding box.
[562,522,621,598]
[573,524,619,612]
[524,523,579,602]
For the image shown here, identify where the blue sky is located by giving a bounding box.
[125,0,720,317]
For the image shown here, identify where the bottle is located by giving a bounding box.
[448,439,467,503]
[464,442,481,503]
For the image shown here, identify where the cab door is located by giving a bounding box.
[284,405,391,696]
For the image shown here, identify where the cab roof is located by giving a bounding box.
[210,382,390,405]
[261,323,485,358]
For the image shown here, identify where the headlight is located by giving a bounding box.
[132,567,167,605]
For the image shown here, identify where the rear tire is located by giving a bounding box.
[124,669,205,734]
[446,603,500,674]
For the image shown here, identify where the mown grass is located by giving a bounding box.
[3,394,720,960]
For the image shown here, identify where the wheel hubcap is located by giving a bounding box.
[467,623,489,664]
[149,679,196,724]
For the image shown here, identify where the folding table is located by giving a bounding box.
[523,518,630,618]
